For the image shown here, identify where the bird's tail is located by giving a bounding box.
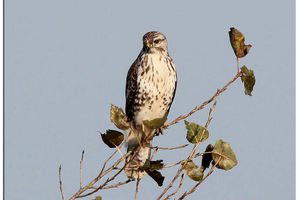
[124,130,150,179]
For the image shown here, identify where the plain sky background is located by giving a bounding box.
[5,0,295,199]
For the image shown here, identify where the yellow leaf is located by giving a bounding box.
[110,104,130,130]
[182,160,204,181]
[229,27,252,58]
[143,116,167,129]
[212,139,238,170]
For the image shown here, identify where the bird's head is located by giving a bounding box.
[142,31,168,53]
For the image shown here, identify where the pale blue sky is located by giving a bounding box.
[5,0,295,199]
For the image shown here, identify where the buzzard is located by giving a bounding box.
[125,31,177,179]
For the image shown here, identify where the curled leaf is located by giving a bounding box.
[201,144,214,171]
[100,129,124,148]
[187,167,204,181]
[143,116,167,129]
[145,169,165,186]
[241,66,256,96]
[181,160,197,171]
[229,27,252,58]
[212,139,238,170]
[184,120,209,144]
[141,159,164,171]
[182,160,204,181]
[140,159,165,186]
[110,104,130,130]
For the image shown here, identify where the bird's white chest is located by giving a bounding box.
[134,53,176,125]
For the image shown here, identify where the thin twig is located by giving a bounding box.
[156,168,183,200]
[158,92,220,199]
[150,146,159,160]
[177,156,221,200]
[59,165,65,200]
[101,179,133,190]
[69,150,130,200]
[78,166,126,198]
[114,143,125,159]
[71,144,142,199]
[80,150,84,189]
[162,71,241,130]
[99,145,121,176]
[163,160,183,169]
[163,174,184,200]
[100,151,128,178]
[236,57,240,73]
[150,144,189,151]
[135,178,140,200]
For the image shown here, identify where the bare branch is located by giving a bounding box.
[156,168,183,200]
[59,165,65,200]
[77,166,126,198]
[101,179,133,190]
[69,150,130,200]
[157,85,221,199]
[163,174,184,200]
[163,160,183,169]
[99,145,122,176]
[69,143,143,200]
[177,156,222,200]
[236,57,240,73]
[150,146,159,160]
[162,71,241,130]
[135,178,140,200]
[150,144,189,151]
[80,150,84,189]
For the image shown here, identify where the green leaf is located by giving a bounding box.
[94,196,102,200]
[229,27,252,58]
[182,160,204,181]
[143,116,167,129]
[212,139,238,170]
[110,104,130,130]
[181,160,197,171]
[241,66,256,96]
[141,159,164,171]
[187,167,204,181]
[184,120,209,144]
[100,129,124,148]
[201,144,214,171]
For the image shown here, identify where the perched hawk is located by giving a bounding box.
[125,31,177,179]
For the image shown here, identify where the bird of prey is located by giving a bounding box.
[125,31,177,179]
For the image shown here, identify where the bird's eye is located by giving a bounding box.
[153,39,160,44]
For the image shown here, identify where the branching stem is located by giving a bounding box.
[66,71,242,200]
[162,71,241,130]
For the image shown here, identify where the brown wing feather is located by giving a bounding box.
[125,58,139,121]
[166,60,177,115]
[167,75,177,115]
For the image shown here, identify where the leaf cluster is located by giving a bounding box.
[229,27,256,96]
[182,120,238,182]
